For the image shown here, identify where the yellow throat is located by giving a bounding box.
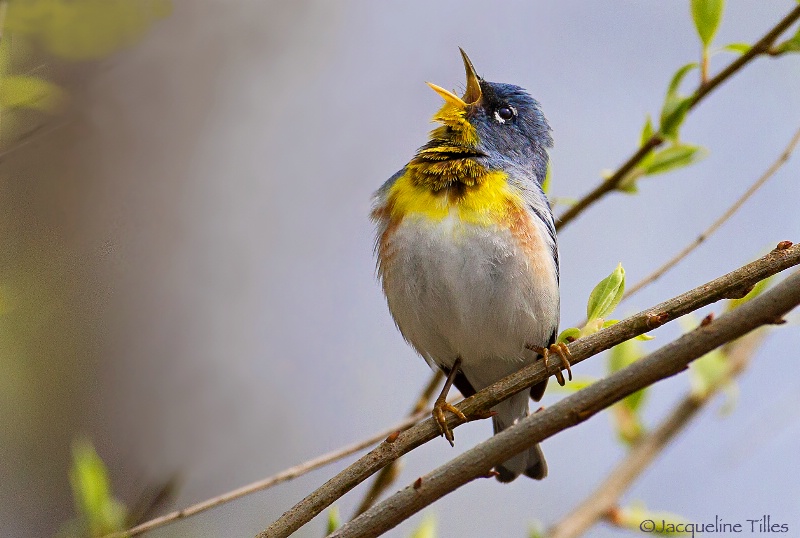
[384,100,523,226]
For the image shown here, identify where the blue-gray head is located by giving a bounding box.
[422,49,553,186]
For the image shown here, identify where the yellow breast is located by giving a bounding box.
[384,169,523,227]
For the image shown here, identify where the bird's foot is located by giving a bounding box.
[432,396,466,447]
[528,342,573,386]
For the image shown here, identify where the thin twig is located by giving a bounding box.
[624,125,800,301]
[106,409,431,538]
[546,329,765,538]
[258,244,800,538]
[330,270,800,538]
[555,4,800,231]
[352,371,443,517]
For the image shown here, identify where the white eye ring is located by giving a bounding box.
[494,105,516,124]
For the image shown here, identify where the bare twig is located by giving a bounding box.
[330,270,800,538]
[106,409,431,538]
[555,4,800,231]
[546,329,766,538]
[259,244,800,538]
[625,126,800,301]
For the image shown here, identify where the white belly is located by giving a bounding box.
[381,212,559,390]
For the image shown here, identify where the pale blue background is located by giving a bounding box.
[2,1,800,537]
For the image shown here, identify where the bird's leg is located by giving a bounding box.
[433,357,467,447]
[527,343,573,386]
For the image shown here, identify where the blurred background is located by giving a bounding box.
[1,1,799,537]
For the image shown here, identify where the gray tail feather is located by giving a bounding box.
[492,404,548,482]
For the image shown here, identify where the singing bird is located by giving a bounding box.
[371,50,570,481]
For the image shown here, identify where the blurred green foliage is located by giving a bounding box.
[5,0,172,60]
[61,440,127,538]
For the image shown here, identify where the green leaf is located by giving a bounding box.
[659,63,698,140]
[327,507,341,534]
[541,160,552,195]
[68,439,127,537]
[727,276,772,311]
[608,339,639,373]
[613,503,694,535]
[640,115,654,147]
[608,339,648,444]
[557,327,581,344]
[691,0,725,47]
[6,0,173,60]
[722,42,751,55]
[608,339,647,412]
[611,404,646,445]
[586,263,625,321]
[529,522,545,538]
[547,375,598,393]
[0,75,66,112]
[774,24,800,54]
[409,514,437,538]
[641,143,708,176]
[689,348,729,398]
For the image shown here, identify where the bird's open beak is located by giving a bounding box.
[426,48,482,109]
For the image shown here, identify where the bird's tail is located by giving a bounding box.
[491,392,548,482]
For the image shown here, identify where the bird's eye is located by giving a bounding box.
[494,105,515,123]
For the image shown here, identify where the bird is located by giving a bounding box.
[371,49,571,482]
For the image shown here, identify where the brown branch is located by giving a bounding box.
[106,409,431,538]
[625,126,800,301]
[258,244,800,538]
[555,4,800,232]
[546,328,765,538]
[330,270,800,538]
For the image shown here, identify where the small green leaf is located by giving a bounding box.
[689,348,729,398]
[0,75,66,112]
[529,521,545,538]
[774,24,800,54]
[69,439,127,537]
[691,0,725,47]
[613,503,694,535]
[611,404,646,445]
[641,143,708,176]
[640,115,654,147]
[557,327,581,344]
[409,514,437,538]
[659,63,698,140]
[616,169,642,193]
[722,42,751,55]
[327,507,341,534]
[608,339,647,412]
[587,263,626,321]
[541,161,552,195]
[727,276,773,311]
[608,338,640,373]
[547,375,598,393]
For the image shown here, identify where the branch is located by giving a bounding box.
[331,269,800,538]
[108,409,431,538]
[258,243,800,538]
[555,4,800,231]
[625,125,800,301]
[546,328,765,538]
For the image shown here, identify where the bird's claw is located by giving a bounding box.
[433,397,466,446]
[529,342,573,386]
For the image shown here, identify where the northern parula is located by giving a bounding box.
[371,49,571,482]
